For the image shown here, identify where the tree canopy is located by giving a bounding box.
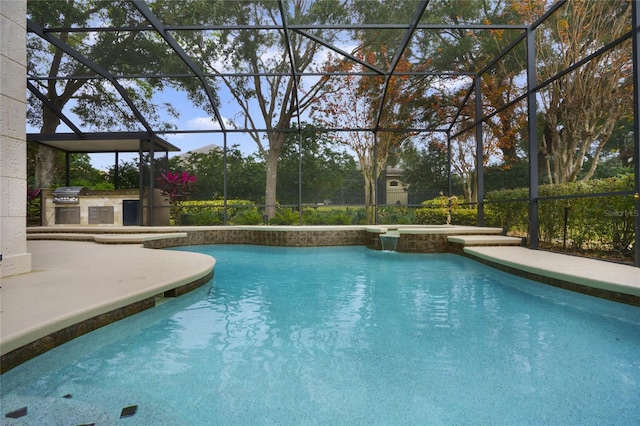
[26,0,636,209]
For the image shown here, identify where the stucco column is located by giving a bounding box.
[1,0,31,277]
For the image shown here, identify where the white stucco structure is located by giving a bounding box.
[1,0,31,277]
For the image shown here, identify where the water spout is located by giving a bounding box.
[380,231,400,251]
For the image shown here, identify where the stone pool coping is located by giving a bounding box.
[28,232,189,244]
[464,246,640,305]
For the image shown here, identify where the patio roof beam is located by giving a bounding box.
[278,0,302,109]
[131,0,226,132]
[476,30,527,77]
[534,31,632,93]
[374,0,430,132]
[42,23,529,33]
[448,80,475,134]
[26,81,82,135]
[28,70,476,80]
[278,0,305,225]
[451,24,633,141]
[156,127,450,135]
[27,19,155,135]
[292,29,386,75]
[529,0,567,32]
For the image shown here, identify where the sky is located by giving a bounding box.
[29,85,266,171]
[26,14,362,172]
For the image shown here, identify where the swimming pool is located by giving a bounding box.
[1,245,639,424]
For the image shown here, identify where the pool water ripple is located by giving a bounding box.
[1,245,639,425]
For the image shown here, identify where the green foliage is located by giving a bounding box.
[484,188,529,232]
[400,140,449,194]
[107,160,140,189]
[28,1,181,133]
[378,206,416,224]
[82,182,115,190]
[35,153,114,190]
[486,174,636,256]
[176,145,265,202]
[415,206,478,226]
[232,207,264,225]
[270,208,300,225]
[302,208,355,225]
[27,188,41,221]
[177,199,263,226]
[484,162,531,192]
[414,194,480,225]
[277,125,359,205]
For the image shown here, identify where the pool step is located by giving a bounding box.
[27,232,187,244]
[447,235,523,247]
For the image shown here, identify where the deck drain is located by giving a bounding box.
[5,406,27,419]
[120,405,138,418]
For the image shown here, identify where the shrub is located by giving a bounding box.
[232,207,263,225]
[177,199,262,225]
[484,188,529,233]
[415,207,448,224]
[378,206,416,224]
[415,195,478,226]
[302,208,352,225]
[269,207,300,225]
[485,173,635,256]
[346,207,367,224]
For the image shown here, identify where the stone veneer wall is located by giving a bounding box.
[143,227,500,252]
[364,230,506,253]
[144,228,367,249]
[0,0,31,277]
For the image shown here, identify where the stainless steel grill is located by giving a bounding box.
[52,187,88,204]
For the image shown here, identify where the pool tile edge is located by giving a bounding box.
[0,269,214,374]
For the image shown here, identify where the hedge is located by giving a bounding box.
[414,195,480,226]
[485,173,635,255]
[415,206,479,226]
[176,199,263,225]
[172,174,636,258]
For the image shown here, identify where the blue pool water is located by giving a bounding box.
[1,245,639,425]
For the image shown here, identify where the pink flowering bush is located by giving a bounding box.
[156,171,197,204]
[27,187,42,223]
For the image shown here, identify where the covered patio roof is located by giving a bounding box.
[26,132,180,154]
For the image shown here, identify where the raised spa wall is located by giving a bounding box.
[137,225,506,253]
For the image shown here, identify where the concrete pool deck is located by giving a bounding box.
[1,235,638,373]
[0,240,215,372]
[464,246,640,302]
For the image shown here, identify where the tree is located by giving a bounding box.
[413,0,529,166]
[27,0,183,188]
[401,0,530,201]
[106,160,141,190]
[602,118,635,169]
[172,0,349,219]
[176,145,266,202]
[26,147,109,189]
[315,45,424,223]
[277,125,359,205]
[400,138,450,200]
[67,153,112,189]
[516,0,633,184]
